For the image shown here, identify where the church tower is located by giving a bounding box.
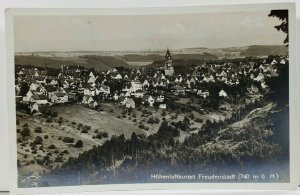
[164,49,174,76]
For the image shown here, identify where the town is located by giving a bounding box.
[15,49,287,114]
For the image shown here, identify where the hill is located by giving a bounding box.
[15,55,130,71]
[240,45,288,56]
[80,55,130,71]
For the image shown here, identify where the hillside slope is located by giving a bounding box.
[15,55,130,71]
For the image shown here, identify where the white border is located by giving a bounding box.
[5,3,298,194]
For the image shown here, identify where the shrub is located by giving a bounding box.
[83,125,91,131]
[44,135,48,139]
[54,156,63,163]
[48,144,56,149]
[46,118,52,123]
[58,136,62,140]
[16,129,21,133]
[16,119,20,125]
[62,137,74,143]
[95,132,108,139]
[74,140,83,148]
[94,129,99,133]
[147,117,160,124]
[33,136,43,145]
[22,123,28,128]
[34,126,42,133]
[21,127,31,137]
[195,118,203,123]
[81,129,88,133]
[62,150,69,154]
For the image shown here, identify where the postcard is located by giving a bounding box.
[5,2,298,193]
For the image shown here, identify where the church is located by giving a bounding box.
[164,49,174,76]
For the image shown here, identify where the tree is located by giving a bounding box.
[19,82,29,96]
[74,140,83,148]
[269,10,288,46]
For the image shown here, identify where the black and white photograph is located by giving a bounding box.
[7,4,297,191]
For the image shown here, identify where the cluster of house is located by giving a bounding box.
[15,49,288,113]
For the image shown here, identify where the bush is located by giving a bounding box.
[195,118,203,123]
[81,129,88,133]
[21,127,31,137]
[62,150,69,154]
[23,123,28,128]
[147,117,160,124]
[62,137,74,143]
[48,144,56,149]
[95,132,109,139]
[16,129,21,133]
[33,136,43,145]
[44,135,48,139]
[54,156,63,163]
[74,140,83,148]
[83,125,91,131]
[94,129,99,133]
[46,118,52,123]
[34,126,42,133]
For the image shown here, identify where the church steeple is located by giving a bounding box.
[164,48,174,76]
[165,49,172,61]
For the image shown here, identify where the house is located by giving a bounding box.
[30,83,38,91]
[29,103,39,113]
[93,101,99,108]
[219,90,227,97]
[130,80,143,92]
[159,104,167,109]
[155,95,165,103]
[171,85,185,94]
[197,90,210,98]
[23,90,35,102]
[97,84,110,94]
[82,95,94,104]
[143,79,149,87]
[143,95,155,107]
[113,93,119,101]
[247,84,259,94]
[119,96,128,105]
[44,85,57,100]
[30,94,48,104]
[84,87,96,96]
[271,59,278,65]
[114,74,123,80]
[125,98,135,108]
[51,92,68,103]
[87,76,96,84]
[132,90,145,98]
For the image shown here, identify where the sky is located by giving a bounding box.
[14,11,286,52]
